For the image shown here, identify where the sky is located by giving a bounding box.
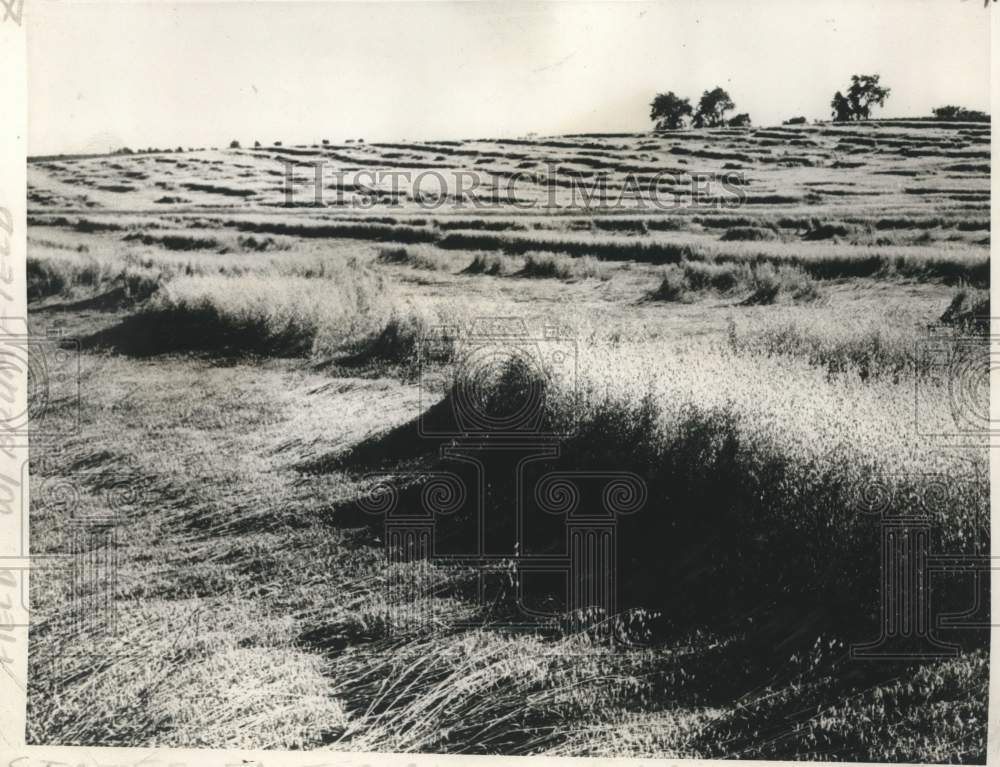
[27,0,991,155]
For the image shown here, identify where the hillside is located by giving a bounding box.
[25,120,990,761]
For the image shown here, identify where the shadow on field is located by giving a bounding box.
[32,286,132,313]
[299,378,990,668]
[297,397,456,476]
[77,307,315,357]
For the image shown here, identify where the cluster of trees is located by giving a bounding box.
[232,138,367,149]
[650,87,750,130]
[653,73,988,128]
[654,78,894,129]
[827,75,988,123]
[830,74,891,121]
[113,145,187,155]
[932,105,989,122]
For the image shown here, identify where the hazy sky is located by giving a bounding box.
[27,0,991,155]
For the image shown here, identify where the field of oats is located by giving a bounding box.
[26,120,990,761]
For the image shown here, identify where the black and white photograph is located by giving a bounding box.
[4,0,994,763]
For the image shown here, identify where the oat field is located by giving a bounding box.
[25,119,990,761]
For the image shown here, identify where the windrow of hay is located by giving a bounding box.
[28,249,163,303]
[652,261,820,303]
[132,264,392,356]
[81,258,473,366]
[447,338,986,630]
[437,231,988,285]
[28,254,118,299]
[520,252,610,280]
[376,245,455,271]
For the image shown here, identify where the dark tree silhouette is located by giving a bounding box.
[830,92,852,122]
[649,91,693,130]
[831,74,891,121]
[229,140,241,149]
[727,113,752,128]
[933,105,989,122]
[693,87,736,128]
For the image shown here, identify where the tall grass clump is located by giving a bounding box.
[342,302,469,377]
[650,266,691,301]
[237,235,291,252]
[680,261,748,292]
[727,318,919,380]
[940,286,990,333]
[652,261,820,303]
[376,245,454,271]
[123,232,222,251]
[743,263,821,304]
[463,253,517,276]
[520,252,609,281]
[121,266,162,301]
[28,257,69,299]
[446,341,986,635]
[27,254,119,299]
[729,290,989,380]
[720,226,780,242]
[131,263,391,356]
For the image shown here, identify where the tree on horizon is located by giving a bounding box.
[649,91,693,130]
[693,87,736,128]
[831,74,891,121]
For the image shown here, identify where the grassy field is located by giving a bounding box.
[25,120,989,760]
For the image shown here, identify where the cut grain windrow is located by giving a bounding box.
[225,219,440,244]
[435,230,989,284]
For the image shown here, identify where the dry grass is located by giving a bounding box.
[24,121,990,760]
[138,265,390,356]
[520,252,610,281]
[455,335,986,621]
[437,230,987,285]
[652,260,820,303]
[376,245,455,271]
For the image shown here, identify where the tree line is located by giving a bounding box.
[649,87,750,130]
[651,73,988,130]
